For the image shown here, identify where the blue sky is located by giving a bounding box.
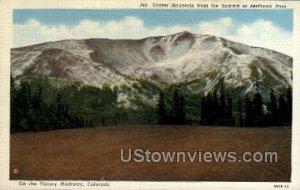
[13,9,293,55]
[14,9,293,31]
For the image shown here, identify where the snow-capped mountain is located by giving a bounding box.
[11,31,292,94]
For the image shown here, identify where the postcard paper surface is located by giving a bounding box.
[0,0,300,189]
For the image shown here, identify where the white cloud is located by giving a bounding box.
[14,16,292,55]
[197,17,235,36]
[14,16,189,47]
[235,19,292,55]
[195,17,292,55]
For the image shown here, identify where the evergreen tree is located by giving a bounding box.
[205,93,214,125]
[286,86,292,125]
[178,94,187,125]
[10,74,15,93]
[18,79,32,131]
[218,88,225,125]
[245,95,254,126]
[212,90,219,124]
[170,89,186,125]
[30,84,45,131]
[268,88,278,125]
[201,96,207,125]
[157,91,167,124]
[10,74,19,132]
[278,94,287,125]
[253,92,264,126]
[238,98,244,127]
[170,89,179,124]
[53,93,65,129]
[225,95,235,126]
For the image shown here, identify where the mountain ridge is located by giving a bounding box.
[11,31,292,96]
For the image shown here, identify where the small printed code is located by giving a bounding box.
[274,184,289,188]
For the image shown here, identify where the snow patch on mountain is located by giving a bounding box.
[11,31,292,94]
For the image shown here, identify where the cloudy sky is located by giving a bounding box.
[14,9,293,55]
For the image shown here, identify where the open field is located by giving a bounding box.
[10,126,291,181]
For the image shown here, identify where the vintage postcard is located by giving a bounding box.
[1,0,300,189]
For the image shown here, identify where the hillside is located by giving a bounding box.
[11,31,293,96]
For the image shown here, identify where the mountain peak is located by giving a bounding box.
[168,30,195,43]
[11,32,292,94]
[178,30,192,34]
[173,31,193,37]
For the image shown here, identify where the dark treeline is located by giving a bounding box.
[200,88,234,126]
[156,86,292,127]
[10,77,292,133]
[239,87,292,127]
[157,89,187,125]
[10,76,124,132]
[11,77,84,132]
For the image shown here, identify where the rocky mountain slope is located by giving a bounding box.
[11,31,293,95]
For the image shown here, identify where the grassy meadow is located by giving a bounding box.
[10,126,291,181]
